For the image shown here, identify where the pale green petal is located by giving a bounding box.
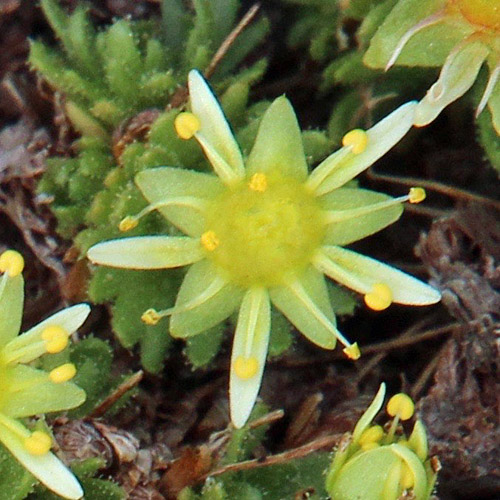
[3,304,90,365]
[391,444,428,500]
[318,246,441,305]
[87,236,204,269]
[0,422,83,499]
[188,70,245,182]
[363,0,464,68]
[487,71,500,134]
[414,41,490,127]
[329,446,402,500]
[320,188,403,245]
[307,102,417,195]
[2,365,85,418]
[230,287,271,429]
[135,167,224,236]
[352,383,386,443]
[169,260,244,337]
[270,267,337,349]
[0,273,24,349]
[247,96,308,181]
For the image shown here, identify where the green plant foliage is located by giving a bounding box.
[364,0,500,137]
[284,0,435,144]
[179,404,330,499]
[0,447,35,500]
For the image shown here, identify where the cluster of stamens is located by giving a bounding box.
[114,110,428,379]
[0,250,79,457]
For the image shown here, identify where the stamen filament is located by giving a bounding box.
[305,148,352,193]
[287,280,354,351]
[142,275,227,325]
[312,251,368,293]
[323,195,409,225]
[476,62,500,117]
[385,11,447,71]
[120,197,207,232]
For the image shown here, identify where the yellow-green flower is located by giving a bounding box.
[87,70,440,428]
[364,0,500,133]
[0,250,89,499]
[326,384,439,500]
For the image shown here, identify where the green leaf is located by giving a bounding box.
[184,323,226,368]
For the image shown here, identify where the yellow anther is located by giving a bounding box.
[24,431,52,455]
[41,325,69,354]
[387,393,415,420]
[400,463,415,490]
[343,342,361,360]
[201,230,220,251]
[119,216,138,232]
[0,250,25,277]
[342,129,368,154]
[408,187,426,204]
[234,356,259,380]
[248,173,268,192]
[141,308,161,325]
[174,112,201,140]
[49,363,77,383]
[360,441,380,452]
[364,283,393,311]
[358,425,384,448]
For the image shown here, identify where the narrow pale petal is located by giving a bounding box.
[352,383,386,442]
[230,287,271,429]
[306,102,417,195]
[135,167,224,236]
[247,96,308,181]
[2,365,85,418]
[188,70,245,182]
[320,188,403,245]
[270,268,338,349]
[87,236,204,269]
[0,423,83,499]
[414,41,489,127]
[169,260,244,337]
[4,304,90,364]
[0,273,24,349]
[318,246,441,305]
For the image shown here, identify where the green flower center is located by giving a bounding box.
[452,0,500,31]
[204,173,326,288]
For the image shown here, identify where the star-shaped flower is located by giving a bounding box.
[364,0,500,133]
[88,70,441,428]
[0,250,89,499]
